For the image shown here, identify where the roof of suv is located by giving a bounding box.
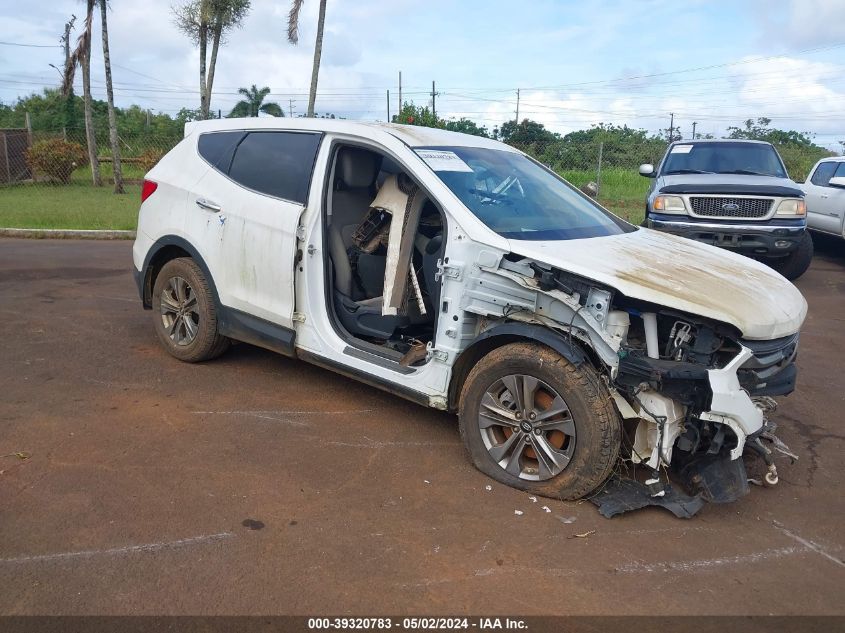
[671,139,773,146]
[185,117,514,151]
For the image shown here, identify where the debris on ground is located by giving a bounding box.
[423,480,430,484]
[528,496,537,503]
[514,510,523,516]
[485,485,492,491]
[590,477,705,519]
[541,506,551,513]
[557,516,577,524]
[2,452,31,460]
[570,530,596,539]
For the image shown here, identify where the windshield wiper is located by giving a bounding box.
[717,169,777,177]
[663,169,713,175]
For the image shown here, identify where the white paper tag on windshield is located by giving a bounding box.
[415,149,474,172]
[670,145,693,154]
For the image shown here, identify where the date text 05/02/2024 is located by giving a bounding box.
[307,617,528,630]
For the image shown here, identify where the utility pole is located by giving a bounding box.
[62,15,75,72]
[387,90,390,122]
[289,98,294,118]
[398,71,402,116]
[691,121,697,140]
[668,112,675,142]
[61,15,76,132]
[515,88,520,124]
[431,80,437,118]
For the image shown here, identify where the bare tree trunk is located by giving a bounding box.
[100,0,123,193]
[82,2,100,187]
[198,1,209,118]
[205,20,222,117]
[307,0,326,118]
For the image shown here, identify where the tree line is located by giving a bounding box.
[5,0,329,194]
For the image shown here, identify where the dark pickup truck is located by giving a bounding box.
[640,139,812,280]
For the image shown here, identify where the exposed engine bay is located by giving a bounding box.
[455,253,800,516]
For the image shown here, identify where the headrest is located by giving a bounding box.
[337,148,380,188]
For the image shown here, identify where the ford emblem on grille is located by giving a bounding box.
[721,202,740,212]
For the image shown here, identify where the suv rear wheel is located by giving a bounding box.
[458,342,621,500]
[152,258,230,362]
[768,231,813,281]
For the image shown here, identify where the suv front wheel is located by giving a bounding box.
[458,342,621,500]
[151,257,230,362]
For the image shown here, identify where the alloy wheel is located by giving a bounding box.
[478,374,576,481]
[159,276,200,346]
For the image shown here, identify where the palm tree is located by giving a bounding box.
[99,0,123,193]
[173,0,251,119]
[62,0,100,186]
[287,0,327,118]
[228,85,284,117]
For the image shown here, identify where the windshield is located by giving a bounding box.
[660,142,787,177]
[416,147,631,241]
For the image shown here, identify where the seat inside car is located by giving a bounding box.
[328,147,407,339]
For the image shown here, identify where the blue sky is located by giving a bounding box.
[1,0,844,148]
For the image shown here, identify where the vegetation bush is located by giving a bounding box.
[25,139,88,184]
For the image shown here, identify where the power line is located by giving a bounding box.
[0,40,62,48]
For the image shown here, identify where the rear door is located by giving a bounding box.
[804,160,842,234]
[186,129,322,328]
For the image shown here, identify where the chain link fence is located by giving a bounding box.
[513,138,668,223]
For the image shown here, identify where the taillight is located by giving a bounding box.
[141,179,158,203]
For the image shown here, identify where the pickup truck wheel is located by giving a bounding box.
[152,258,230,362]
[768,232,813,281]
[458,342,621,500]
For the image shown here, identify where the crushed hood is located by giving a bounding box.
[507,228,807,340]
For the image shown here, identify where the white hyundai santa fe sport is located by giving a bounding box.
[133,119,807,515]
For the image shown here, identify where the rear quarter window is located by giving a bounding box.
[198,131,245,172]
[227,131,321,203]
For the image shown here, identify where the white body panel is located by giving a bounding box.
[184,163,301,327]
[507,228,807,340]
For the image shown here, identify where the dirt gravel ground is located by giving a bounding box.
[0,236,843,616]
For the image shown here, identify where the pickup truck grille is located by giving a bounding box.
[690,196,773,219]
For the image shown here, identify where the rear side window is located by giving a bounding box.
[811,161,837,186]
[198,131,245,172]
[228,131,321,203]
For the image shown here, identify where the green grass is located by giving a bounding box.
[0,181,140,230]
[558,167,648,225]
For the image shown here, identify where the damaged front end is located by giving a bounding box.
[462,254,800,517]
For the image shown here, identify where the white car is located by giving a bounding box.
[803,156,845,240]
[133,119,807,512]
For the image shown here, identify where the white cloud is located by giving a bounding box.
[758,0,845,48]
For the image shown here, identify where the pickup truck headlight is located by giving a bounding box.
[652,195,687,214]
[775,199,806,217]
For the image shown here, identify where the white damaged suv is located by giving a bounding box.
[133,119,807,513]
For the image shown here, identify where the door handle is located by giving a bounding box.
[195,198,222,212]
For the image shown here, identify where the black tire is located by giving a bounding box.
[458,342,621,500]
[151,257,230,362]
[767,231,813,281]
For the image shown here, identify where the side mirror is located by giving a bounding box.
[828,176,845,189]
[639,163,655,178]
